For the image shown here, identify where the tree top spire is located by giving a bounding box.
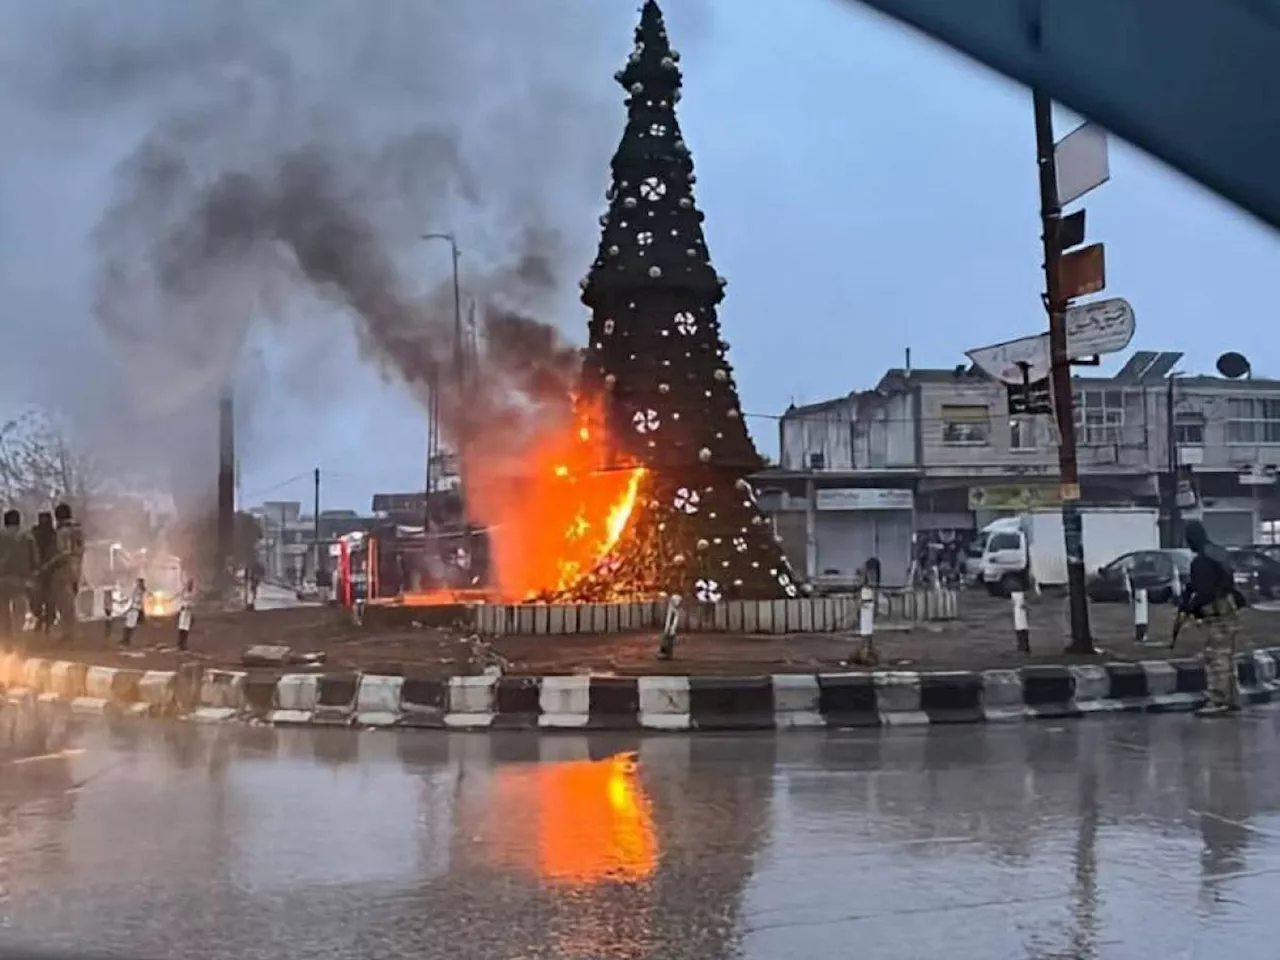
[616,0,681,96]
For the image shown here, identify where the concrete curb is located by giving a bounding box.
[1,647,1278,731]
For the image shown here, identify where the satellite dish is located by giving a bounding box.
[1216,351,1252,379]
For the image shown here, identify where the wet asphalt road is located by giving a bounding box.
[1,709,1279,960]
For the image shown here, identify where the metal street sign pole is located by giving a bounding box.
[1035,89,1094,655]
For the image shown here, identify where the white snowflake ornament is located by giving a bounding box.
[695,578,722,603]
[640,177,666,201]
[674,311,697,335]
[673,488,700,514]
[603,319,615,334]
[732,536,748,553]
[633,409,660,433]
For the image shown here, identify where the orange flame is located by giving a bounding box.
[464,395,645,601]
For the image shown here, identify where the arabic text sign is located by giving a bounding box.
[967,335,1051,385]
[1064,298,1135,356]
[966,298,1136,385]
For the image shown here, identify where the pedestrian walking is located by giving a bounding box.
[120,577,147,647]
[1179,520,1247,717]
[51,503,85,642]
[246,561,263,611]
[103,587,115,639]
[176,577,195,651]
[0,509,32,637]
[29,511,57,633]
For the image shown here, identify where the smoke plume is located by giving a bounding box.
[0,0,712,514]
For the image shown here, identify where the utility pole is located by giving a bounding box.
[421,232,471,563]
[313,467,321,580]
[1034,89,1094,654]
[424,362,437,533]
[1165,375,1183,547]
[278,501,287,583]
[216,388,236,591]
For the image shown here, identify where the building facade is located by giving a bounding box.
[757,382,920,587]
[758,352,1280,584]
[250,502,371,582]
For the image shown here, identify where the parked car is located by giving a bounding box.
[1086,549,1193,603]
[1226,547,1280,600]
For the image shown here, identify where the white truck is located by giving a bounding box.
[975,506,1160,594]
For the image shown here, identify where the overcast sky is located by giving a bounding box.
[2,0,1277,514]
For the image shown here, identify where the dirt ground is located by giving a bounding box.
[10,606,482,680]
[8,590,1278,678]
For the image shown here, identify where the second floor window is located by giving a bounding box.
[1226,397,1280,444]
[941,404,990,445]
[1074,389,1123,445]
[1009,418,1038,450]
[1174,410,1206,446]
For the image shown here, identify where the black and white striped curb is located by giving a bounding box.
[2,648,1278,730]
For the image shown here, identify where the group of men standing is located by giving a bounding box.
[0,503,85,641]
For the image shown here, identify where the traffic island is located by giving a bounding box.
[2,591,1276,730]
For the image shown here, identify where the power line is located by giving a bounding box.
[241,472,310,501]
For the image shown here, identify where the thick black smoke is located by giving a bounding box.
[1,0,721,514]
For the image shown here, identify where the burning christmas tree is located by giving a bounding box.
[558,0,799,603]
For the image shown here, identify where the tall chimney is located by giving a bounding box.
[217,387,235,582]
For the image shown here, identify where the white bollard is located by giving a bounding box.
[858,585,876,638]
[1012,590,1030,653]
[1133,587,1149,644]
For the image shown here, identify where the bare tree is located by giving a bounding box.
[0,409,104,514]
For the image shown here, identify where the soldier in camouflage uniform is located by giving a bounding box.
[0,509,32,636]
[1179,521,1244,716]
[51,503,85,642]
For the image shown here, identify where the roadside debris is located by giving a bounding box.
[241,644,327,668]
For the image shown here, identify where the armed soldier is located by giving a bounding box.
[0,509,32,637]
[51,503,85,642]
[1177,520,1246,717]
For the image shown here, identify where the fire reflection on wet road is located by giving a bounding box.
[1,706,1279,960]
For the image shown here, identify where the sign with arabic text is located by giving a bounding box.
[967,298,1136,385]
[968,484,1063,511]
[1063,298,1135,357]
[816,488,914,511]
